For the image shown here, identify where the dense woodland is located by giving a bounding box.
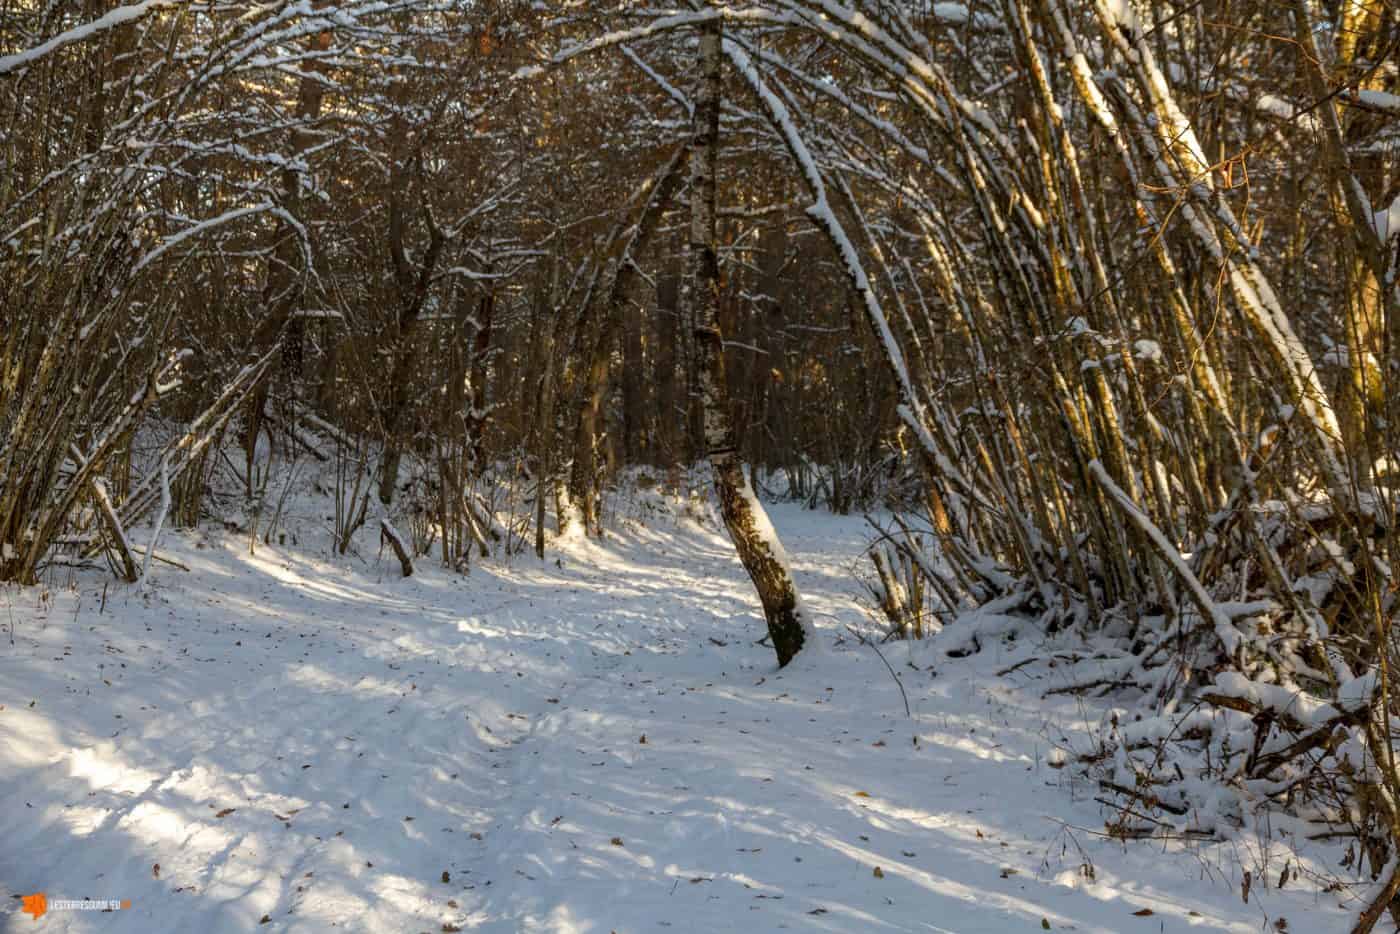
[4,1,1400,928]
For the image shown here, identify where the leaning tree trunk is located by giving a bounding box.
[567,143,690,534]
[687,17,807,668]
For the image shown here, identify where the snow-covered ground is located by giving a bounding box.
[0,493,1357,932]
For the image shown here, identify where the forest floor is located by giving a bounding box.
[0,486,1363,932]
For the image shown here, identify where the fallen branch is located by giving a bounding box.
[129,545,190,572]
[1097,779,1188,816]
[379,517,414,578]
[1351,855,1400,934]
[91,478,139,583]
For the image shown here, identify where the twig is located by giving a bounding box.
[379,517,415,577]
[846,624,911,717]
[1097,779,1189,816]
[128,545,190,572]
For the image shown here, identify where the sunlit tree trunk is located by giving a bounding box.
[687,17,807,667]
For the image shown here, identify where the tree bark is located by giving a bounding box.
[687,17,807,668]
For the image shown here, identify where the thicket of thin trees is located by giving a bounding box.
[4,1,1399,923]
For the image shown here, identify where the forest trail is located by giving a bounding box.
[1,501,1345,932]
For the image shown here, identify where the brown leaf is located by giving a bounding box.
[1132,908,1154,916]
[854,791,871,798]
[441,870,450,884]
[610,837,624,846]
[152,863,160,879]
[215,808,235,818]
[639,734,647,744]
[259,915,271,924]
[872,866,884,879]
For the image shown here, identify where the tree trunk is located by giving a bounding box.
[622,296,644,463]
[687,17,807,668]
[566,144,690,533]
[244,14,332,479]
[656,270,681,467]
[466,287,496,472]
[377,162,446,505]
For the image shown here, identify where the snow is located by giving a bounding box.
[139,458,171,587]
[1102,0,1141,32]
[1374,193,1400,243]
[0,492,1363,931]
[1208,672,1341,728]
[1132,339,1163,363]
[1338,671,1378,711]
[1353,88,1400,115]
[928,4,1004,31]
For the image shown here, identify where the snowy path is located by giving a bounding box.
[2,502,1347,932]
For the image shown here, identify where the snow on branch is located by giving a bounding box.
[621,45,693,118]
[0,0,184,75]
[132,202,297,276]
